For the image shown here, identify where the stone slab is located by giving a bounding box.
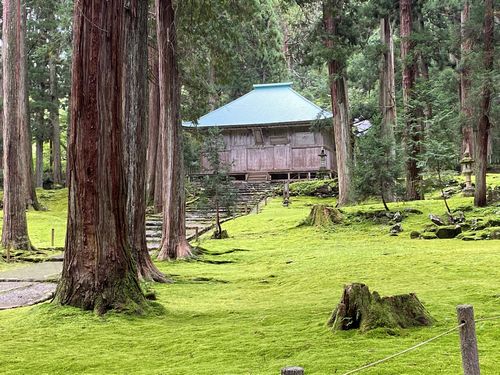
[0,261,62,282]
[0,282,57,310]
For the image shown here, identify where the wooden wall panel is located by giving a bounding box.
[209,125,337,174]
[247,147,274,171]
[292,147,321,170]
[229,129,253,146]
[230,148,247,172]
[293,131,315,146]
[273,145,290,170]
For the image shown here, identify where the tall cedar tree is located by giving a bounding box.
[19,1,42,211]
[49,54,63,185]
[474,0,494,207]
[400,0,423,200]
[123,0,166,282]
[156,0,192,260]
[55,0,145,312]
[147,46,164,214]
[323,0,352,206]
[146,46,161,211]
[379,15,397,200]
[2,0,32,250]
[460,0,474,158]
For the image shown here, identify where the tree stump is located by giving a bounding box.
[211,229,229,239]
[327,283,434,332]
[302,205,343,227]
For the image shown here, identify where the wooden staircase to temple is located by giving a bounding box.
[246,172,269,182]
[146,181,273,251]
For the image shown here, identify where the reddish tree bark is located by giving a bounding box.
[153,120,163,213]
[323,0,352,206]
[460,1,474,158]
[35,137,43,187]
[123,0,166,282]
[379,16,397,200]
[49,54,63,185]
[2,0,31,250]
[55,0,145,312]
[156,0,192,260]
[146,46,161,208]
[17,2,42,211]
[400,0,423,201]
[474,0,494,207]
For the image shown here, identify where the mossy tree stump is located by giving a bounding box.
[327,283,434,332]
[302,205,343,227]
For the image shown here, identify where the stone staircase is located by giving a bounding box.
[146,181,273,250]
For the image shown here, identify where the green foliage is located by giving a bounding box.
[286,178,338,197]
[178,0,288,121]
[353,121,402,204]
[197,128,237,222]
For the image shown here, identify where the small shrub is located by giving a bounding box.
[281,179,338,197]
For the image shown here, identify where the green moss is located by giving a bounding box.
[0,178,499,374]
[276,179,338,197]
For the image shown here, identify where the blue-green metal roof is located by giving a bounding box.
[184,82,332,128]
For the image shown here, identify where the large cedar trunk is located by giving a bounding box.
[18,2,41,211]
[49,55,63,185]
[14,1,41,211]
[2,0,31,250]
[156,0,192,260]
[153,121,163,213]
[400,0,423,201]
[123,0,166,282]
[324,1,352,206]
[474,0,493,207]
[146,46,160,206]
[379,16,397,200]
[35,137,43,187]
[460,1,474,158]
[55,0,145,313]
[416,12,431,120]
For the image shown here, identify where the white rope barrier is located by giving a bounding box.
[341,324,465,375]
[341,314,500,375]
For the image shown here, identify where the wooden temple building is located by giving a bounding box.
[185,82,335,181]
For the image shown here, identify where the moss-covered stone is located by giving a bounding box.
[410,231,421,239]
[421,233,438,240]
[435,225,462,239]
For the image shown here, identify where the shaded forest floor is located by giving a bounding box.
[0,179,499,374]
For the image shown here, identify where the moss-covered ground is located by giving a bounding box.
[0,180,499,374]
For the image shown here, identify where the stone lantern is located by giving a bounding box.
[460,151,475,197]
[318,148,328,179]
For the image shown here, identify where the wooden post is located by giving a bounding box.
[281,367,304,375]
[6,245,11,263]
[265,196,268,206]
[457,305,480,375]
[51,228,55,248]
[195,227,199,242]
[245,203,248,214]
[256,202,259,214]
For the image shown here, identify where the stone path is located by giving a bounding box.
[0,261,62,310]
[0,281,57,310]
[0,261,62,282]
